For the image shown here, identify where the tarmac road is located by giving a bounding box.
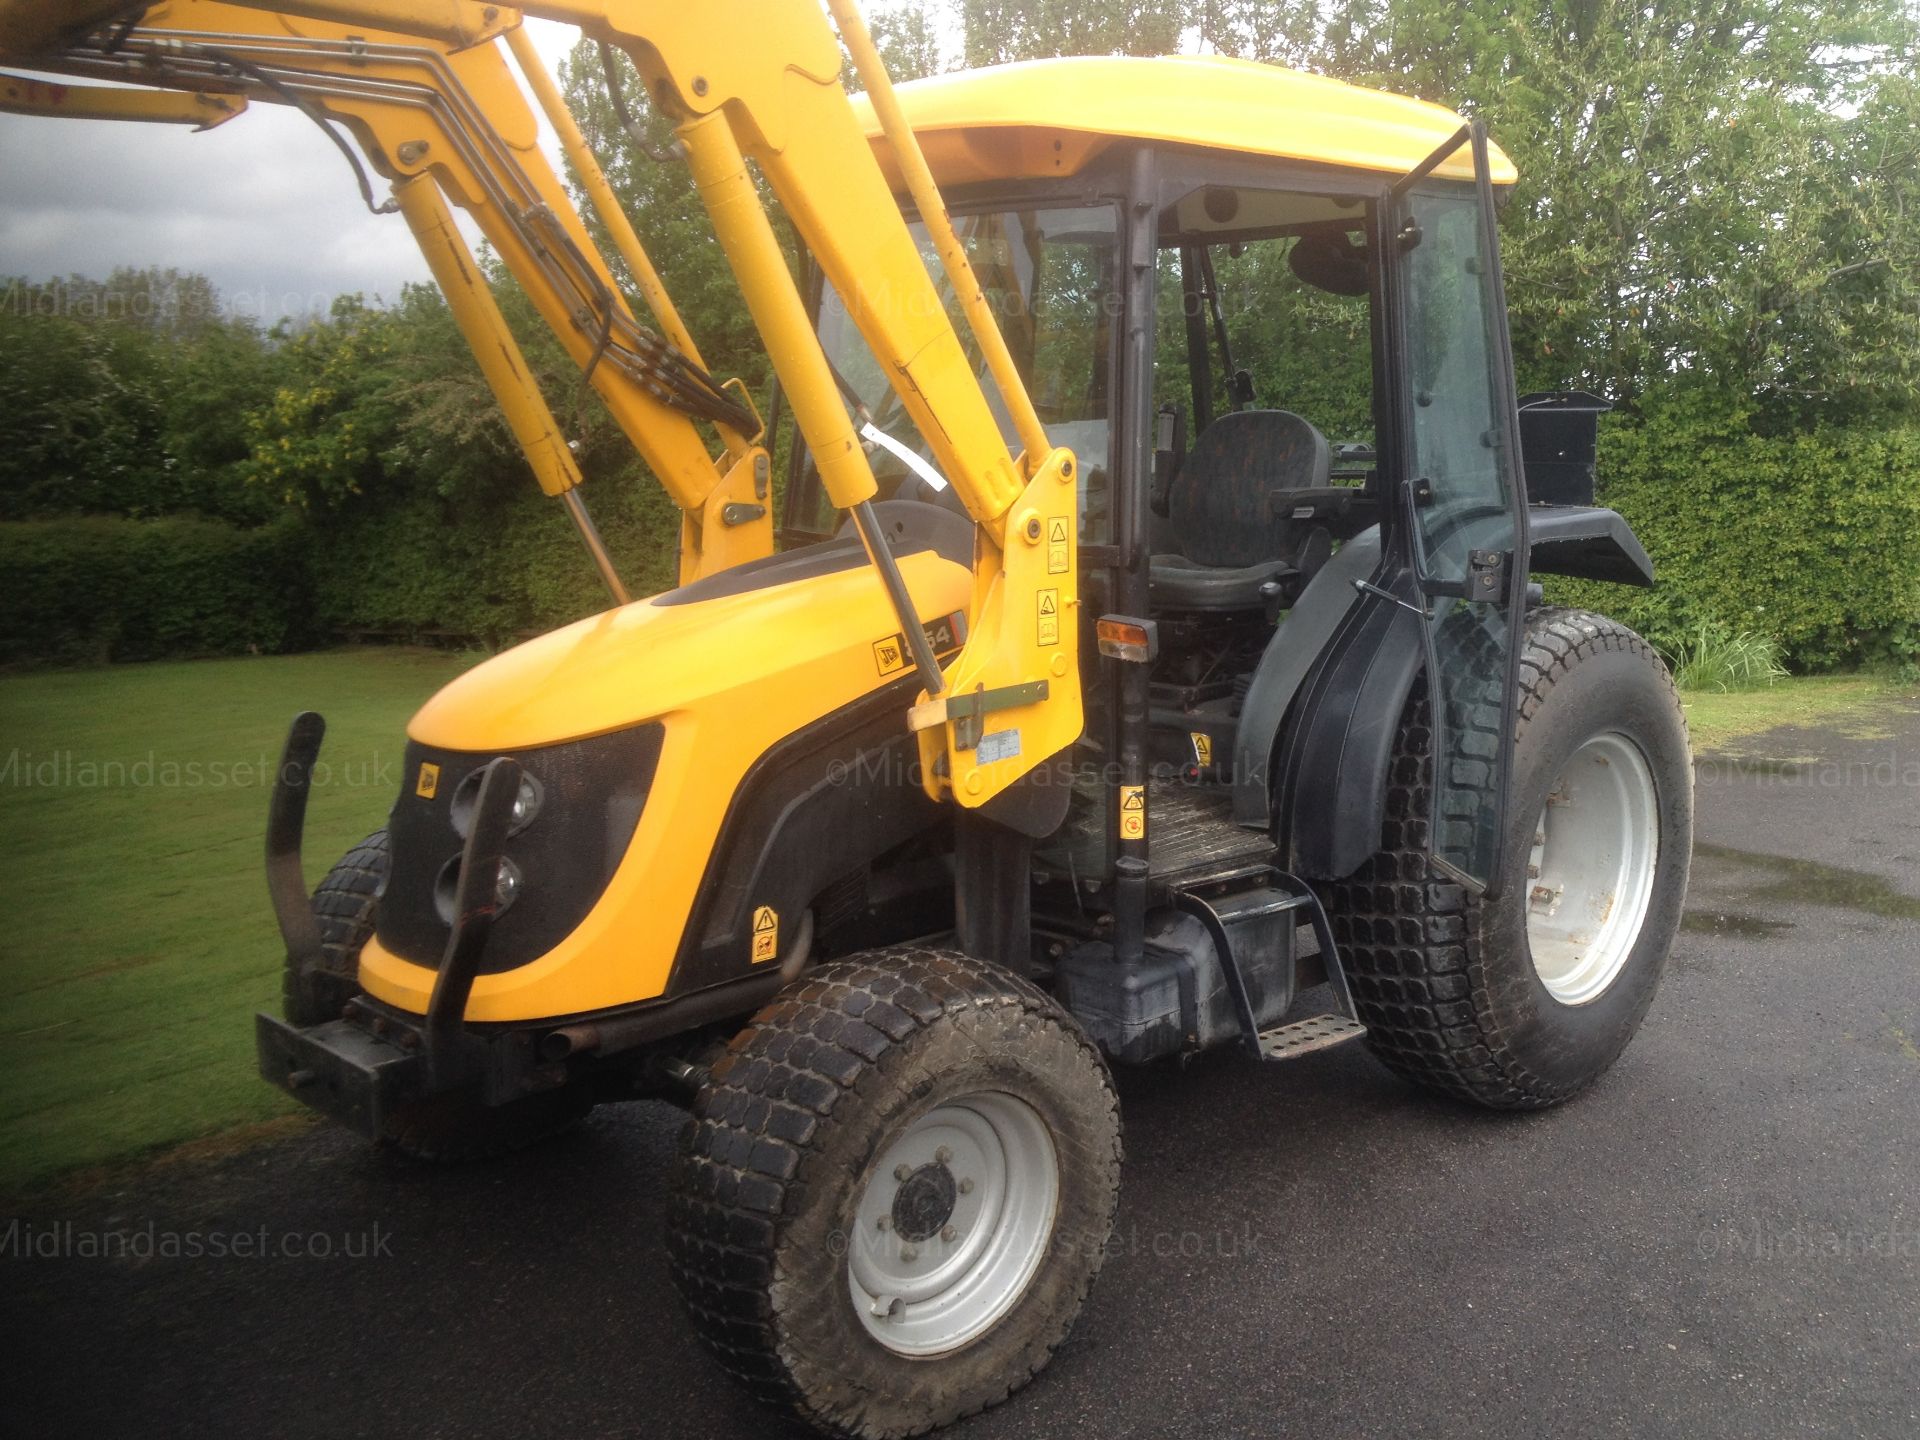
[4,701,1917,1439]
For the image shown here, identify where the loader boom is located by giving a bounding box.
[1,0,1081,810]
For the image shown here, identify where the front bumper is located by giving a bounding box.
[256,1013,421,1141]
[262,713,556,1136]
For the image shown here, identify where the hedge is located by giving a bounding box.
[6,396,1915,674]
[0,515,313,666]
[1546,393,1920,673]
[301,467,683,646]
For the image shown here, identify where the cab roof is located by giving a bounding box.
[855,54,1515,192]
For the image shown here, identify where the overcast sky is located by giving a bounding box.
[0,19,579,325]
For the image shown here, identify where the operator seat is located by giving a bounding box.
[1149,410,1335,612]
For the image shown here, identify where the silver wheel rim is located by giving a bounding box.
[1525,731,1660,1006]
[848,1090,1059,1357]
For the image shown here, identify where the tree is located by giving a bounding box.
[1205,0,1920,419]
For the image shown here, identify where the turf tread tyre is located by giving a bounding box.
[668,946,1122,1440]
[1322,608,1690,1110]
[282,829,388,1027]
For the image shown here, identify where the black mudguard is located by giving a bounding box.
[1528,504,1655,586]
[1232,506,1652,881]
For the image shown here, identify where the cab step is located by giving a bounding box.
[1257,1012,1367,1061]
[1171,863,1361,1063]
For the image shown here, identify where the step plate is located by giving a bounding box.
[1258,1013,1367,1061]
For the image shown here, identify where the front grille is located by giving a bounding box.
[376,723,664,975]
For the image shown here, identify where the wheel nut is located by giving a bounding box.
[934,1146,953,1164]
[940,1225,957,1242]
[876,1216,889,1232]
[894,1164,913,1182]
[958,1178,974,1195]
[900,1245,918,1262]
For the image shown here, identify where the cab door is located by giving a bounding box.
[1394,124,1531,893]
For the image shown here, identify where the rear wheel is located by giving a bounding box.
[1322,608,1692,1108]
[668,947,1122,1439]
[283,830,589,1160]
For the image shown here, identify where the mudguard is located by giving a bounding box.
[1230,505,1651,881]
[1527,504,1654,586]
[1230,528,1384,829]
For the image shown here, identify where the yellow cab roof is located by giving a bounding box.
[855,54,1515,192]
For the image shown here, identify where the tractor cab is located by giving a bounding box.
[781,56,1659,1064]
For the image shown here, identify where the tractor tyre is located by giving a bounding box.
[668,946,1123,1440]
[1322,608,1692,1109]
[282,829,389,1028]
[284,829,590,1162]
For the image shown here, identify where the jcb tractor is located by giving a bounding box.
[4,3,1692,1435]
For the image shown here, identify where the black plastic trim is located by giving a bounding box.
[662,675,943,997]
[1527,504,1655,586]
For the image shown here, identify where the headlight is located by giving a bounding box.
[450,767,544,838]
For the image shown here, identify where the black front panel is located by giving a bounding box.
[378,724,663,975]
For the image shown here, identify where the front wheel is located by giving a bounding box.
[1324,608,1693,1109]
[668,947,1122,1439]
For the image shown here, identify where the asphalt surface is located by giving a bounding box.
[5,700,1918,1439]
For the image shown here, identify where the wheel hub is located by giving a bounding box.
[848,1091,1059,1357]
[1525,731,1660,1006]
[891,1162,958,1242]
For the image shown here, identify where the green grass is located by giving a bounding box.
[1680,672,1911,754]
[1666,623,1789,694]
[0,648,477,1194]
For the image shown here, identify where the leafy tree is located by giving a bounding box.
[1205,0,1920,419]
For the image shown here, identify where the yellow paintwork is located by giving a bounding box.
[0,72,246,128]
[914,447,1083,808]
[852,55,1515,191]
[359,548,973,1019]
[6,0,1534,1028]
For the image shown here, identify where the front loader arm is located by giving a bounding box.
[7,0,1084,813]
[2,0,772,584]
[531,0,1083,811]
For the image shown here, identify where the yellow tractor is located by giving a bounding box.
[3,4,1692,1435]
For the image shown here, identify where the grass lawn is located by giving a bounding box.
[0,648,476,1194]
[0,648,1909,1195]
[1680,673,1912,754]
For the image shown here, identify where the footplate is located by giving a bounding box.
[1257,1013,1366,1061]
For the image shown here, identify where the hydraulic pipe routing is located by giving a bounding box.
[499,25,750,460]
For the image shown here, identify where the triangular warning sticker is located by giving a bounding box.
[1122,789,1145,809]
[1038,592,1058,615]
[753,906,777,932]
[1048,517,1069,543]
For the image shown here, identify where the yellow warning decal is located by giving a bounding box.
[1191,732,1213,767]
[415,762,440,799]
[1119,783,1146,840]
[1047,516,1070,575]
[872,635,907,677]
[1037,588,1060,647]
[751,905,780,963]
